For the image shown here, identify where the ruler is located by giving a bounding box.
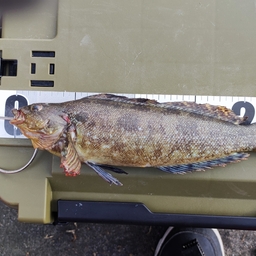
[1,90,256,138]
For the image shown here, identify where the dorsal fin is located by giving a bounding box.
[162,101,247,124]
[88,93,159,105]
[88,94,127,100]
[88,94,246,125]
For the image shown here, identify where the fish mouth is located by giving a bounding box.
[10,109,25,125]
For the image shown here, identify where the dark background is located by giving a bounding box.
[0,202,256,256]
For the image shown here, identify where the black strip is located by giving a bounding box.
[31,63,36,74]
[0,15,2,38]
[31,80,54,87]
[57,200,256,230]
[0,59,17,76]
[49,63,55,75]
[32,51,55,58]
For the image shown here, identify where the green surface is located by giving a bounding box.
[1,138,256,223]
[0,139,52,223]
[1,0,256,96]
[1,0,256,223]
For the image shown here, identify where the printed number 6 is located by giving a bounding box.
[232,101,255,125]
[5,95,28,135]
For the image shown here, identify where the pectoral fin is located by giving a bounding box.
[60,141,81,176]
[86,162,123,186]
[157,153,249,174]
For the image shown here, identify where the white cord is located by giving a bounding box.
[0,149,38,174]
[0,116,13,120]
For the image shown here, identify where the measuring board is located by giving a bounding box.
[1,90,256,138]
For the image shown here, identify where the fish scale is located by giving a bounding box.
[9,94,256,185]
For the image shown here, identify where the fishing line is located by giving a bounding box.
[0,116,38,174]
[0,116,13,120]
[0,148,38,174]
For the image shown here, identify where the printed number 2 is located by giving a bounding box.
[232,101,255,125]
[5,95,28,135]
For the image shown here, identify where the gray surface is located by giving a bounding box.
[0,203,256,255]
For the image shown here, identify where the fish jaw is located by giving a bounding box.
[10,107,66,150]
[10,109,25,125]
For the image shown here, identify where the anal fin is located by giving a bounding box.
[157,153,249,174]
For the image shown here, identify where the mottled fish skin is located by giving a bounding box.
[9,94,256,184]
[61,95,253,166]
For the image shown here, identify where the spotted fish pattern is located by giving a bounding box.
[10,94,255,185]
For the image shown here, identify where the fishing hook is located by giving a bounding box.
[0,148,38,174]
[0,116,38,174]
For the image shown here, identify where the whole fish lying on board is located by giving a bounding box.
[10,94,253,186]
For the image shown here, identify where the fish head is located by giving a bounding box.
[10,103,67,149]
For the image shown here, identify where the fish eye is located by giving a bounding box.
[30,104,43,112]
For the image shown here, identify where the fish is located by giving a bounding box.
[9,93,255,186]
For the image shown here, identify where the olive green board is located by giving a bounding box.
[1,0,256,223]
